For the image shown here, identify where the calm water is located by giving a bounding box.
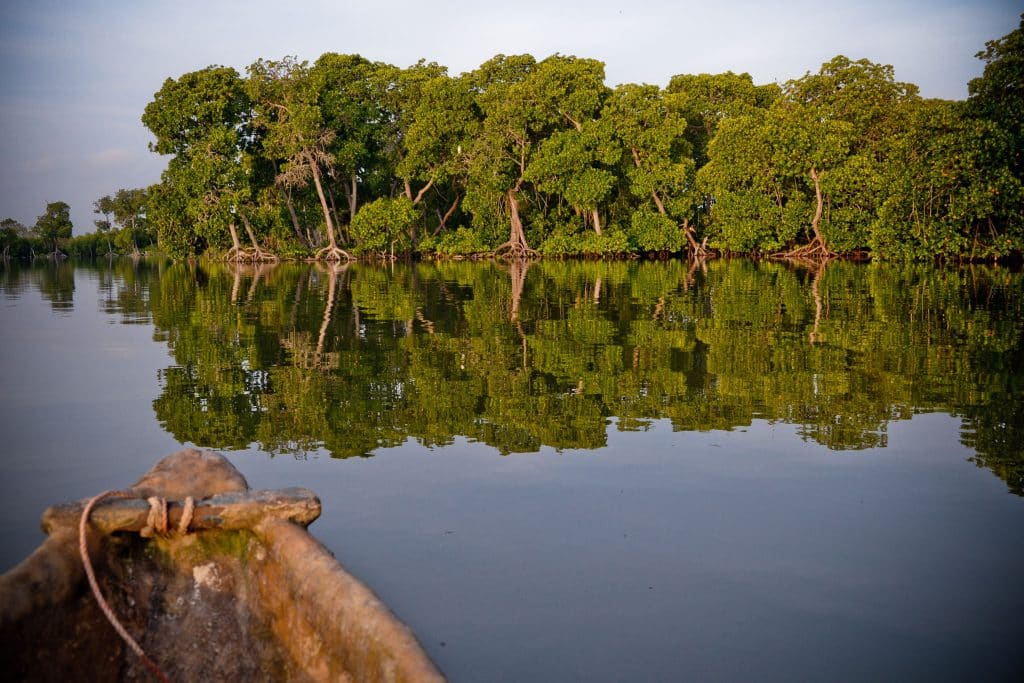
[1,257,1022,681]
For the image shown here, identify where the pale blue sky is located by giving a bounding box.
[0,0,1019,233]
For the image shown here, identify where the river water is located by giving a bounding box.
[1,257,1021,680]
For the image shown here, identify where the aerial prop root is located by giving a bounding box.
[314,245,353,262]
[223,245,250,262]
[774,239,835,260]
[248,246,279,263]
[223,246,278,263]
[493,240,539,261]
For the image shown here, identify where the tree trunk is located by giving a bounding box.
[640,149,707,258]
[682,218,701,253]
[282,190,307,247]
[325,183,344,244]
[241,213,277,262]
[309,154,337,248]
[308,152,351,261]
[508,190,528,245]
[809,167,825,248]
[433,194,461,236]
[634,147,671,217]
[226,221,245,262]
[650,191,667,215]
[412,178,434,205]
[591,208,602,236]
[348,175,358,224]
[775,167,831,260]
[398,177,436,248]
[494,186,538,260]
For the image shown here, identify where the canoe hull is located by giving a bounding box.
[0,449,445,683]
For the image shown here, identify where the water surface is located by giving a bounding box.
[1,258,1021,681]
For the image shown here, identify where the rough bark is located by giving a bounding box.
[282,189,305,246]
[681,218,708,258]
[433,194,461,236]
[308,152,351,262]
[240,213,278,263]
[412,178,434,205]
[775,167,834,260]
[493,186,538,260]
[810,167,825,247]
[325,183,344,244]
[650,191,667,215]
[347,174,358,224]
[225,222,246,262]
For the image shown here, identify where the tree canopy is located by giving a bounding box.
[12,18,1019,264]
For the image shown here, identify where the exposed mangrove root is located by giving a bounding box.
[314,244,353,262]
[774,238,836,260]
[223,245,250,263]
[682,219,712,259]
[223,246,278,263]
[241,214,279,263]
[248,246,279,263]
[495,187,539,261]
[493,240,539,261]
[686,241,711,259]
[776,168,834,261]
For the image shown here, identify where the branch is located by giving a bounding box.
[412,177,435,205]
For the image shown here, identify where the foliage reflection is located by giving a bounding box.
[4,258,1021,494]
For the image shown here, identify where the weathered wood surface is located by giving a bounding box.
[0,448,445,682]
[42,487,321,535]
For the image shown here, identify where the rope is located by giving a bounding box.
[178,496,195,535]
[141,497,168,538]
[79,490,172,683]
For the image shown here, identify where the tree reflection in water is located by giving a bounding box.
[11,257,1016,493]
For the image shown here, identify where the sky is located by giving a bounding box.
[0,0,1019,234]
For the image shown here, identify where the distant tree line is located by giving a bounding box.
[0,192,155,260]
[3,16,1020,264]
[1,203,75,260]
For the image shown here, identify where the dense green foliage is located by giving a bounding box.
[123,17,1022,262]
[3,17,1020,263]
[1,191,155,260]
[33,202,73,257]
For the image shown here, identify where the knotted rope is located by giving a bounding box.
[140,497,166,538]
[78,490,196,683]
